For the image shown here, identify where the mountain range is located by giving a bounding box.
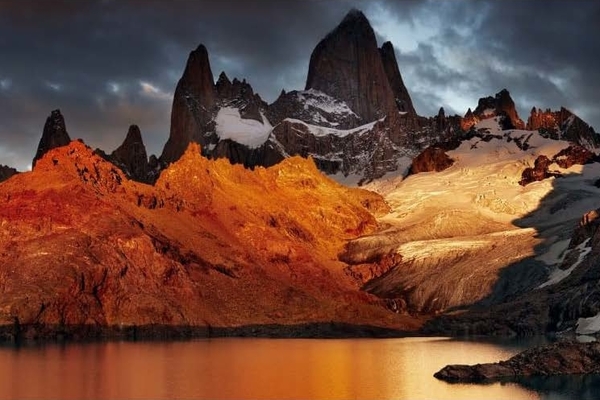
[1,9,600,340]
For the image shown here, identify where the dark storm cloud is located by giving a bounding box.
[0,0,370,169]
[0,0,598,170]
[378,0,600,126]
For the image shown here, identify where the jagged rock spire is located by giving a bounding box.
[110,124,149,182]
[33,109,71,168]
[305,9,397,123]
[473,88,524,129]
[379,41,416,116]
[160,44,216,165]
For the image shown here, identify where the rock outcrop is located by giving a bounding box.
[32,109,71,168]
[527,107,600,150]
[552,145,597,169]
[435,341,600,383]
[305,9,398,123]
[109,125,151,183]
[518,155,559,186]
[519,145,597,186]
[461,89,524,131]
[408,146,454,174]
[0,165,18,183]
[159,43,280,171]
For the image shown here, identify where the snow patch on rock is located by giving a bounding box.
[296,89,358,117]
[215,107,272,148]
[577,312,600,335]
[539,239,592,288]
[284,118,381,138]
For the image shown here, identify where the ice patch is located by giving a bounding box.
[536,238,570,266]
[538,239,591,288]
[284,118,381,138]
[577,312,600,335]
[215,107,272,148]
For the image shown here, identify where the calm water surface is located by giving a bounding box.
[0,336,598,399]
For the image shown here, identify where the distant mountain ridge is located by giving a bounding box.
[16,9,598,186]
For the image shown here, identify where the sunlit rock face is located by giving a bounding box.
[526,107,600,149]
[460,89,524,131]
[0,137,427,340]
[408,146,454,174]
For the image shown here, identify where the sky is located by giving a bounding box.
[1,0,599,170]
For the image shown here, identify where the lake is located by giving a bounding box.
[0,336,598,399]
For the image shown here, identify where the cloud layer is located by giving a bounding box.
[0,0,598,170]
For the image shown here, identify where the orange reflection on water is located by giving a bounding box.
[0,337,540,399]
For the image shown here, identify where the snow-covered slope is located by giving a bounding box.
[346,119,600,313]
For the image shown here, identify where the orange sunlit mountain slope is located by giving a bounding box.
[0,140,421,339]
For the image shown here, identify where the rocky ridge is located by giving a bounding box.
[155,9,457,184]
[461,89,525,131]
[148,10,599,186]
[435,341,600,383]
[0,135,425,341]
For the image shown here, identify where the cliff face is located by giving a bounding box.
[0,139,421,339]
[379,41,416,116]
[156,9,429,184]
[160,45,217,165]
[305,9,398,123]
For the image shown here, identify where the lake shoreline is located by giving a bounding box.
[0,322,428,344]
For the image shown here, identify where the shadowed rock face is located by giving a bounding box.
[32,109,71,168]
[435,341,600,383]
[305,9,397,123]
[161,44,216,165]
[110,125,150,183]
[379,41,416,116]
[0,165,18,183]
